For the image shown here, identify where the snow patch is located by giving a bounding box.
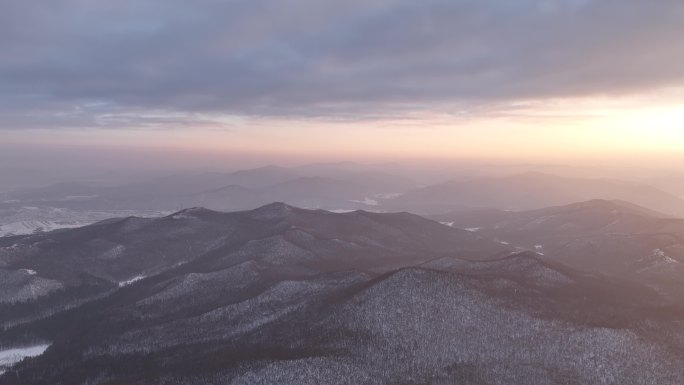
[651,249,679,264]
[0,344,50,373]
[119,275,146,287]
[0,221,83,237]
[465,227,481,232]
[98,245,126,260]
[440,221,455,227]
[637,249,680,272]
[0,207,165,237]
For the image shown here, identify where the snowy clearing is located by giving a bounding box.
[0,344,50,374]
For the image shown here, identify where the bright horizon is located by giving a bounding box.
[2,0,684,174]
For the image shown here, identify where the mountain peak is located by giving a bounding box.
[249,202,296,218]
[169,207,219,219]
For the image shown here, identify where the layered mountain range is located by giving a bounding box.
[4,169,684,233]
[0,165,414,213]
[1,202,684,384]
[391,172,684,215]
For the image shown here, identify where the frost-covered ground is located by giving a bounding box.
[0,207,168,237]
[0,344,50,374]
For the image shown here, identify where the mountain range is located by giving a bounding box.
[1,202,684,383]
[389,172,684,216]
[431,199,684,300]
[0,165,415,212]
[0,203,507,328]
[5,167,684,242]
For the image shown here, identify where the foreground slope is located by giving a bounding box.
[2,253,683,385]
[2,203,684,384]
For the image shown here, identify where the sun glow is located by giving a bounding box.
[4,95,684,166]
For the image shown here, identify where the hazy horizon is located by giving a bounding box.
[2,0,684,182]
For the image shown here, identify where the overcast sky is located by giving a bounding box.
[2,0,684,166]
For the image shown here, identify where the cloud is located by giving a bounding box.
[2,0,684,129]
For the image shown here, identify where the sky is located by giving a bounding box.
[2,0,684,169]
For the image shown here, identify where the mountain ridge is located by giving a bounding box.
[390,173,684,216]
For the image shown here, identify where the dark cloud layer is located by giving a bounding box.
[2,0,684,128]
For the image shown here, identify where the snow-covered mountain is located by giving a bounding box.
[0,203,508,327]
[1,203,684,384]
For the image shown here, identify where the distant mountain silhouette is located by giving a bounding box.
[390,172,684,216]
[3,166,416,212]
